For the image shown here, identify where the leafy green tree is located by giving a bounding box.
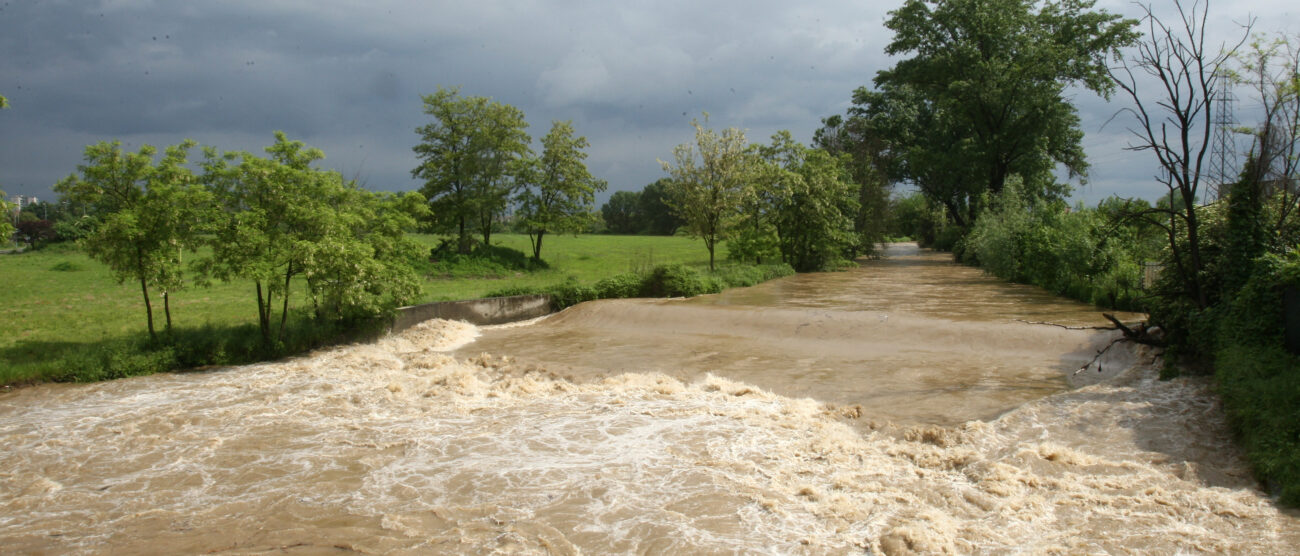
[515,120,607,260]
[887,191,928,239]
[202,133,427,343]
[1,102,12,245]
[301,184,428,323]
[54,140,210,339]
[856,0,1136,225]
[731,132,797,265]
[759,134,861,271]
[601,190,642,234]
[412,86,530,252]
[0,189,14,246]
[660,114,752,270]
[200,133,329,343]
[638,178,682,235]
[813,113,891,254]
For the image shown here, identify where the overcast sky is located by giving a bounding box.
[2,0,1297,207]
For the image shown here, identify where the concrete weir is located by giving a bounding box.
[391,294,552,333]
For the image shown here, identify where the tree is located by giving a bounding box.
[813,114,891,254]
[515,120,607,260]
[15,214,55,249]
[753,132,861,271]
[638,178,683,235]
[200,133,328,344]
[1108,0,1250,311]
[54,140,209,339]
[1233,33,1300,236]
[601,190,642,234]
[0,189,14,246]
[861,0,1137,225]
[0,101,11,244]
[412,87,530,253]
[660,114,752,270]
[300,184,428,323]
[202,133,427,343]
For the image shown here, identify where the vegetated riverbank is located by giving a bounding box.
[924,184,1300,507]
[0,234,786,387]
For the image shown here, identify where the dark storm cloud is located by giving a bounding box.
[2,0,1295,205]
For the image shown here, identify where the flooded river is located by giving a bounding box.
[1,244,1296,553]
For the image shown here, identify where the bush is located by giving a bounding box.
[486,262,795,311]
[1210,250,1300,506]
[422,243,547,278]
[1215,344,1300,505]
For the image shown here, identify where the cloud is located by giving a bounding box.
[3,0,1298,209]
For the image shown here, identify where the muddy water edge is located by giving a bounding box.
[0,243,1295,553]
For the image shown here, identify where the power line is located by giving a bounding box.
[1208,73,1238,201]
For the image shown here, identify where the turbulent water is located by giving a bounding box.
[1,244,1296,554]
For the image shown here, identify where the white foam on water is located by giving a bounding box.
[0,320,1295,554]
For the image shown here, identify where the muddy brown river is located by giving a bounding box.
[1,243,1296,553]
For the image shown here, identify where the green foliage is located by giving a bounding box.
[886,192,928,240]
[423,243,547,278]
[1214,343,1300,506]
[0,189,13,246]
[515,120,607,260]
[729,132,862,271]
[53,139,211,339]
[854,0,1136,226]
[412,86,531,252]
[200,133,426,341]
[489,261,794,310]
[660,114,752,270]
[601,190,642,234]
[2,314,386,386]
[1211,252,1300,506]
[961,179,1146,311]
[812,114,892,253]
[638,178,683,235]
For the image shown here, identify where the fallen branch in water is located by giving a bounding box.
[1014,319,1112,330]
[1074,336,1128,375]
[1102,313,1166,347]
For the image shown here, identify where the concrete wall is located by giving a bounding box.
[391,294,552,333]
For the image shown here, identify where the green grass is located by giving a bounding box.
[0,234,738,385]
[411,233,723,301]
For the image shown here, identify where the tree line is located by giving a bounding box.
[53,133,428,345]
[412,86,606,261]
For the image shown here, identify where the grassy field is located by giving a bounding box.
[409,233,720,301]
[0,234,729,384]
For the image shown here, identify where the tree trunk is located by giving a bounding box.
[139,275,155,341]
[256,281,271,343]
[163,291,172,333]
[706,235,716,271]
[279,262,292,342]
[531,230,546,260]
[457,216,470,254]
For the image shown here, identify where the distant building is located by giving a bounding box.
[10,194,39,208]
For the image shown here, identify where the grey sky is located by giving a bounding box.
[2,0,1297,207]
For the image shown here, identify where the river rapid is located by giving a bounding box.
[1,243,1296,554]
